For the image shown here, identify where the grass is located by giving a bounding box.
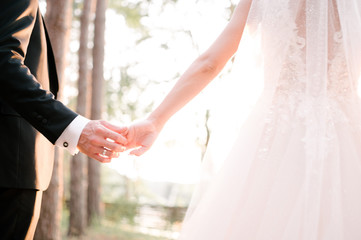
[62,215,172,240]
[64,225,171,240]
[61,201,178,240]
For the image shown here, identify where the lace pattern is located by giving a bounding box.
[256,27,361,161]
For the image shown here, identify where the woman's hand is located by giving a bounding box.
[124,119,160,156]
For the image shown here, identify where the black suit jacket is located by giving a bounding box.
[0,0,78,190]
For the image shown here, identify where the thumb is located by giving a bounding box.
[129,146,149,156]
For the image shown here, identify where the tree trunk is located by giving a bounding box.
[88,0,107,226]
[43,0,73,98]
[68,154,88,236]
[68,0,93,236]
[34,0,73,239]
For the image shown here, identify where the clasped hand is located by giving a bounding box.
[77,119,159,163]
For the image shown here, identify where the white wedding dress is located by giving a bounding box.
[179,0,361,239]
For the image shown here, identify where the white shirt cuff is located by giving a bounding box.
[55,115,90,155]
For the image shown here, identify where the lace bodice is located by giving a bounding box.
[276,31,356,102]
[257,29,361,162]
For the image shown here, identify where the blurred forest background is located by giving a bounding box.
[35,0,238,239]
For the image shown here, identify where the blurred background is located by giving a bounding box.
[35,0,239,239]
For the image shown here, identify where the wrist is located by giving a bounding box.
[55,115,90,155]
[147,115,165,132]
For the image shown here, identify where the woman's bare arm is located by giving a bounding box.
[126,0,252,155]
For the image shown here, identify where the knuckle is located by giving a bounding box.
[89,146,98,154]
[113,146,121,152]
[109,143,119,151]
[94,127,103,135]
[117,136,125,143]
[89,138,98,146]
[107,132,117,140]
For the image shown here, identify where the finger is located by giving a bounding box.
[101,140,127,153]
[92,154,112,163]
[113,151,120,158]
[101,121,128,134]
[86,135,125,153]
[110,150,121,158]
[101,127,128,145]
[95,148,114,158]
[97,148,121,159]
[123,145,133,151]
[129,146,149,156]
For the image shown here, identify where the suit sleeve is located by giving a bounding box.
[0,0,78,144]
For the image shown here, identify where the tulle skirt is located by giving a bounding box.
[178,92,361,240]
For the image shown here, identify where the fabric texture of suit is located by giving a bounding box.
[0,0,78,191]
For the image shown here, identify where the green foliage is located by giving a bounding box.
[163,206,186,226]
[63,208,170,240]
[108,0,181,29]
[105,66,154,122]
[108,0,146,29]
[72,0,85,21]
[104,198,139,225]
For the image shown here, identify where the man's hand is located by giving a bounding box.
[124,119,160,156]
[78,120,128,163]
